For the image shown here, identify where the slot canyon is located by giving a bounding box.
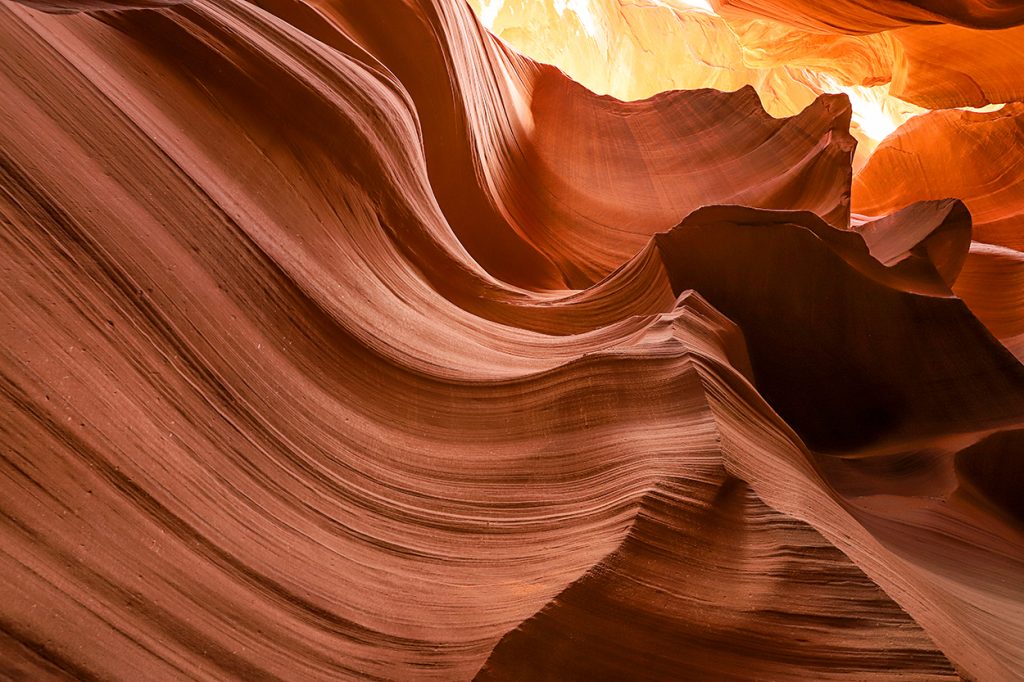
[1,0,1023,679]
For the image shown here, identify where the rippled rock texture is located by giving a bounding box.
[1,0,1023,679]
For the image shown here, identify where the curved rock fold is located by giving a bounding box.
[1,0,1022,680]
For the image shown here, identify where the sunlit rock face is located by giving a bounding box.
[2,0,1023,680]
[714,0,1024,31]
[468,0,1014,166]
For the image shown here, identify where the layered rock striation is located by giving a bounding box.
[1,0,1022,679]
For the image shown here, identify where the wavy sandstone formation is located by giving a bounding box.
[1,0,1022,680]
[712,0,1024,31]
